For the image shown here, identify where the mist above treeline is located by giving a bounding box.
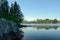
[22,19,60,24]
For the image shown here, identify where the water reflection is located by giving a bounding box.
[13,29,24,40]
[31,25,60,30]
[22,26,60,40]
[0,28,24,40]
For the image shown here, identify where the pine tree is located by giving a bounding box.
[0,0,24,24]
[0,0,9,19]
[10,2,24,24]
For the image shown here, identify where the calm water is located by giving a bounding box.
[20,25,60,40]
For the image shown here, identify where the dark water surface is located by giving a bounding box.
[21,25,60,40]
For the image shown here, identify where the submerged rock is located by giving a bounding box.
[0,18,23,40]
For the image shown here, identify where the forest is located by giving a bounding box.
[23,19,60,24]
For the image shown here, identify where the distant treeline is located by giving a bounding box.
[22,19,60,24]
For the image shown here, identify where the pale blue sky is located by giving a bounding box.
[8,0,60,21]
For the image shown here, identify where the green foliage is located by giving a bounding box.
[0,0,24,24]
[0,0,9,19]
[10,2,24,24]
[22,19,58,24]
[52,19,57,24]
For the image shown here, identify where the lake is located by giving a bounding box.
[20,24,60,40]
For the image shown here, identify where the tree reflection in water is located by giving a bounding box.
[31,25,59,30]
[8,30,24,40]
[0,28,24,40]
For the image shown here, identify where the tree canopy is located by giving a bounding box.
[22,19,58,24]
[10,2,24,24]
[0,0,24,24]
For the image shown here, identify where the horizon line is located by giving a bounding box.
[24,18,60,21]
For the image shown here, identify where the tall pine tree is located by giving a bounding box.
[0,0,24,24]
[0,0,9,19]
[10,2,24,24]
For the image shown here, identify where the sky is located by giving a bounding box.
[8,0,60,21]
